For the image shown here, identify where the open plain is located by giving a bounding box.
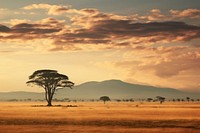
[0,101,200,133]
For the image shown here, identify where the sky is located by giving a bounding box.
[0,0,200,92]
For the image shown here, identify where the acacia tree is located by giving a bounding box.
[100,96,111,104]
[186,97,190,102]
[26,69,74,106]
[156,96,165,104]
[147,98,153,102]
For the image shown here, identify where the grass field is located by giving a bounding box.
[0,101,200,133]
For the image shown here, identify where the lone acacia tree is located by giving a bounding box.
[26,69,74,106]
[100,96,111,104]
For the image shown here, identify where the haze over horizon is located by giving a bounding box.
[0,0,200,92]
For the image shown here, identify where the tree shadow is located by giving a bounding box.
[31,105,78,107]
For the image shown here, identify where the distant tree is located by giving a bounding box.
[116,99,121,102]
[125,99,129,102]
[186,97,190,102]
[176,98,180,102]
[130,98,134,102]
[90,99,95,102]
[26,69,74,106]
[156,96,165,104]
[100,96,111,104]
[147,98,153,102]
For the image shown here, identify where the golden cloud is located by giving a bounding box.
[170,9,200,19]
[112,46,200,90]
[23,4,71,15]
[0,5,200,51]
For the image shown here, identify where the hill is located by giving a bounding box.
[0,79,199,100]
[0,91,43,100]
[55,79,199,99]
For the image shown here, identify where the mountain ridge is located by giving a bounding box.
[0,79,199,100]
[56,79,198,99]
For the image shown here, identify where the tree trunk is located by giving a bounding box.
[46,88,53,106]
[47,100,52,106]
[104,101,105,104]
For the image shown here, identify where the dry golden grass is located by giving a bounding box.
[0,101,200,133]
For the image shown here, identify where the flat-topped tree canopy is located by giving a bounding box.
[28,69,68,80]
[26,69,74,106]
[100,96,111,104]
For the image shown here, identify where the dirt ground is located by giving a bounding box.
[0,101,199,133]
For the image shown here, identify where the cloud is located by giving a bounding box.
[114,46,200,78]
[170,9,200,19]
[0,18,200,51]
[9,19,31,26]
[23,4,103,16]
[140,9,200,21]
[23,4,200,21]
[0,24,10,32]
[70,9,127,28]
[141,9,168,21]
[23,4,72,15]
[129,46,200,77]
[91,20,199,38]
[143,52,200,78]
[53,20,200,50]
[11,23,61,34]
[20,5,200,50]
[23,4,52,10]
[0,17,66,42]
[112,46,200,90]
[0,5,200,51]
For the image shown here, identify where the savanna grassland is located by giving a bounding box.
[0,101,200,133]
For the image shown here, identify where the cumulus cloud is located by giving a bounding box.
[170,9,200,19]
[23,4,104,16]
[23,4,200,21]
[23,4,71,15]
[0,4,200,51]
[11,23,61,34]
[132,8,200,22]
[141,9,168,21]
[23,4,51,10]
[0,18,65,43]
[9,19,31,26]
[0,24,10,32]
[70,9,127,28]
[53,20,200,49]
[0,18,200,50]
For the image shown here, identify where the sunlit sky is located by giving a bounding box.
[0,0,200,92]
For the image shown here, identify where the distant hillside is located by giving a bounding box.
[0,91,43,100]
[56,79,199,99]
[0,79,199,100]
